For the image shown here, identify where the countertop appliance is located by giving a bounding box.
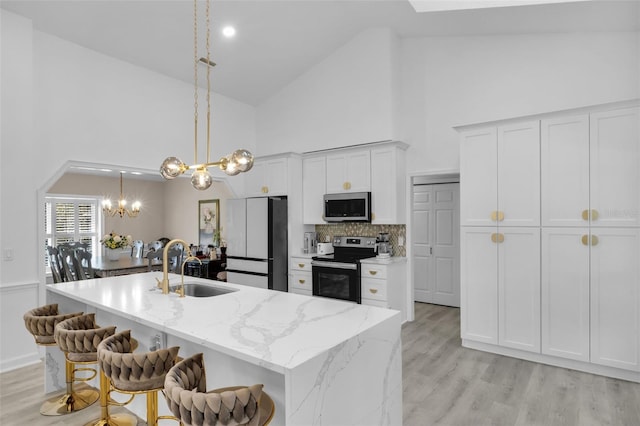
[317,242,334,255]
[323,192,371,222]
[376,232,392,258]
[311,236,376,303]
[225,197,288,292]
[304,232,317,254]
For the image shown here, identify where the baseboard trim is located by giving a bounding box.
[0,352,41,373]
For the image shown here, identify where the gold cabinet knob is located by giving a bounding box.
[343,182,351,190]
[582,210,589,221]
[498,211,504,222]
[591,209,599,221]
[298,263,305,268]
[371,212,376,221]
[591,235,599,246]
[299,279,306,284]
[369,288,378,294]
[491,211,498,222]
[369,270,378,276]
[491,233,504,243]
[261,186,269,194]
[581,235,589,246]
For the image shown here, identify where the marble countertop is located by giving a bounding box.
[47,272,398,374]
[360,256,407,265]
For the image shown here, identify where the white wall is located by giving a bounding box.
[0,12,257,372]
[256,28,399,155]
[399,32,640,173]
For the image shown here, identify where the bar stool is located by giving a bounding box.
[97,330,180,426]
[50,313,116,416]
[23,304,84,414]
[164,353,275,426]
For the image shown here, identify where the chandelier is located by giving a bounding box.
[102,172,141,218]
[159,0,253,190]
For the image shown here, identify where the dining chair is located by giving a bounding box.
[131,240,144,258]
[59,247,79,281]
[148,241,163,252]
[146,249,162,272]
[47,246,66,283]
[165,247,183,273]
[74,250,94,279]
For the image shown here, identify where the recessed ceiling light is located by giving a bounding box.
[222,26,236,38]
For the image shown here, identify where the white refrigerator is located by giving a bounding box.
[225,197,288,291]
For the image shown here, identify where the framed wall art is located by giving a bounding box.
[198,199,220,247]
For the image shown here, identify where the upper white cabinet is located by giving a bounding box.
[302,141,408,225]
[542,107,640,228]
[302,156,327,225]
[370,145,406,224]
[326,150,370,193]
[244,154,291,197]
[590,107,640,228]
[541,114,590,227]
[460,121,540,227]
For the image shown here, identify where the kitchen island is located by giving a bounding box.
[45,272,402,425]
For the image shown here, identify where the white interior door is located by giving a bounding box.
[413,182,460,307]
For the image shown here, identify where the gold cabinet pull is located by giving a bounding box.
[298,263,305,268]
[343,182,352,190]
[581,235,589,246]
[591,235,599,246]
[491,233,504,243]
[497,211,504,222]
[371,212,376,221]
[369,288,378,294]
[369,270,378,276]
[491,211,498,222]
[582,210,589,221]
[591,209,599,221]
[261,186,269,194]
[299,279,306,284]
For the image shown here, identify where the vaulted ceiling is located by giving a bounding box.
[2,0,638,106]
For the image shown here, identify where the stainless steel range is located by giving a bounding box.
[311,236,376,303]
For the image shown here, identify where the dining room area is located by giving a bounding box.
[44,166,234,284]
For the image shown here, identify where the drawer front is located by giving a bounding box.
[361,277,387,301]
[290,257,312,272]
[290,271,312,291]
[227,258,268,274]
[361,264,387,280]
[290,287,312,297]
[361,298,389,308]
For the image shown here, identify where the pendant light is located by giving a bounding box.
[159,0,253,190]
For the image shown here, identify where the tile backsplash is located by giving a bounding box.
[315,223,406,257]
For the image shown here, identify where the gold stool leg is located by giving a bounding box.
[40,357,99,415]
[84,369,137,426]
[147,390,158,426]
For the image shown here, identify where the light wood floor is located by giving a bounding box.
[1,302,639,425]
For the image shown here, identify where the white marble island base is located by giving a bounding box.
[46,272,402,425]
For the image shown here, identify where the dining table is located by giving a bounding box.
[93,256,162,278]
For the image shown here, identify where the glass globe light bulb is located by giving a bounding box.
[160,157,186,180]
[231,149,254,172]
[223,155,240,176]
[191,169,213,190]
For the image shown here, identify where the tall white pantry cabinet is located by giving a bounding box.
[458,101,640,382]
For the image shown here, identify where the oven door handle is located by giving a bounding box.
[311,261,358,270]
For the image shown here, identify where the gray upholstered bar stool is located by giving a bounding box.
[52,313,116,415]
[97,329,180,426]
[23,303,84,415]
[164,353,275,426]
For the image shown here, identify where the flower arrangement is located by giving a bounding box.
[101,232,133,250]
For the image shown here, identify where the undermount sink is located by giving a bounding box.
[170,283,237,298]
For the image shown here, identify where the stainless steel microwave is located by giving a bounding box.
[323,192,371,222]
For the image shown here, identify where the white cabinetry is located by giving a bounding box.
[244,155,290,197]
[360,259,407,322]
[289,256,312,296]
[302,156,326,224]
[326,150,370,193]
[301,141,408,225]
[460,121,540,227]
[459,101,640,381]
[370,145,406,224]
